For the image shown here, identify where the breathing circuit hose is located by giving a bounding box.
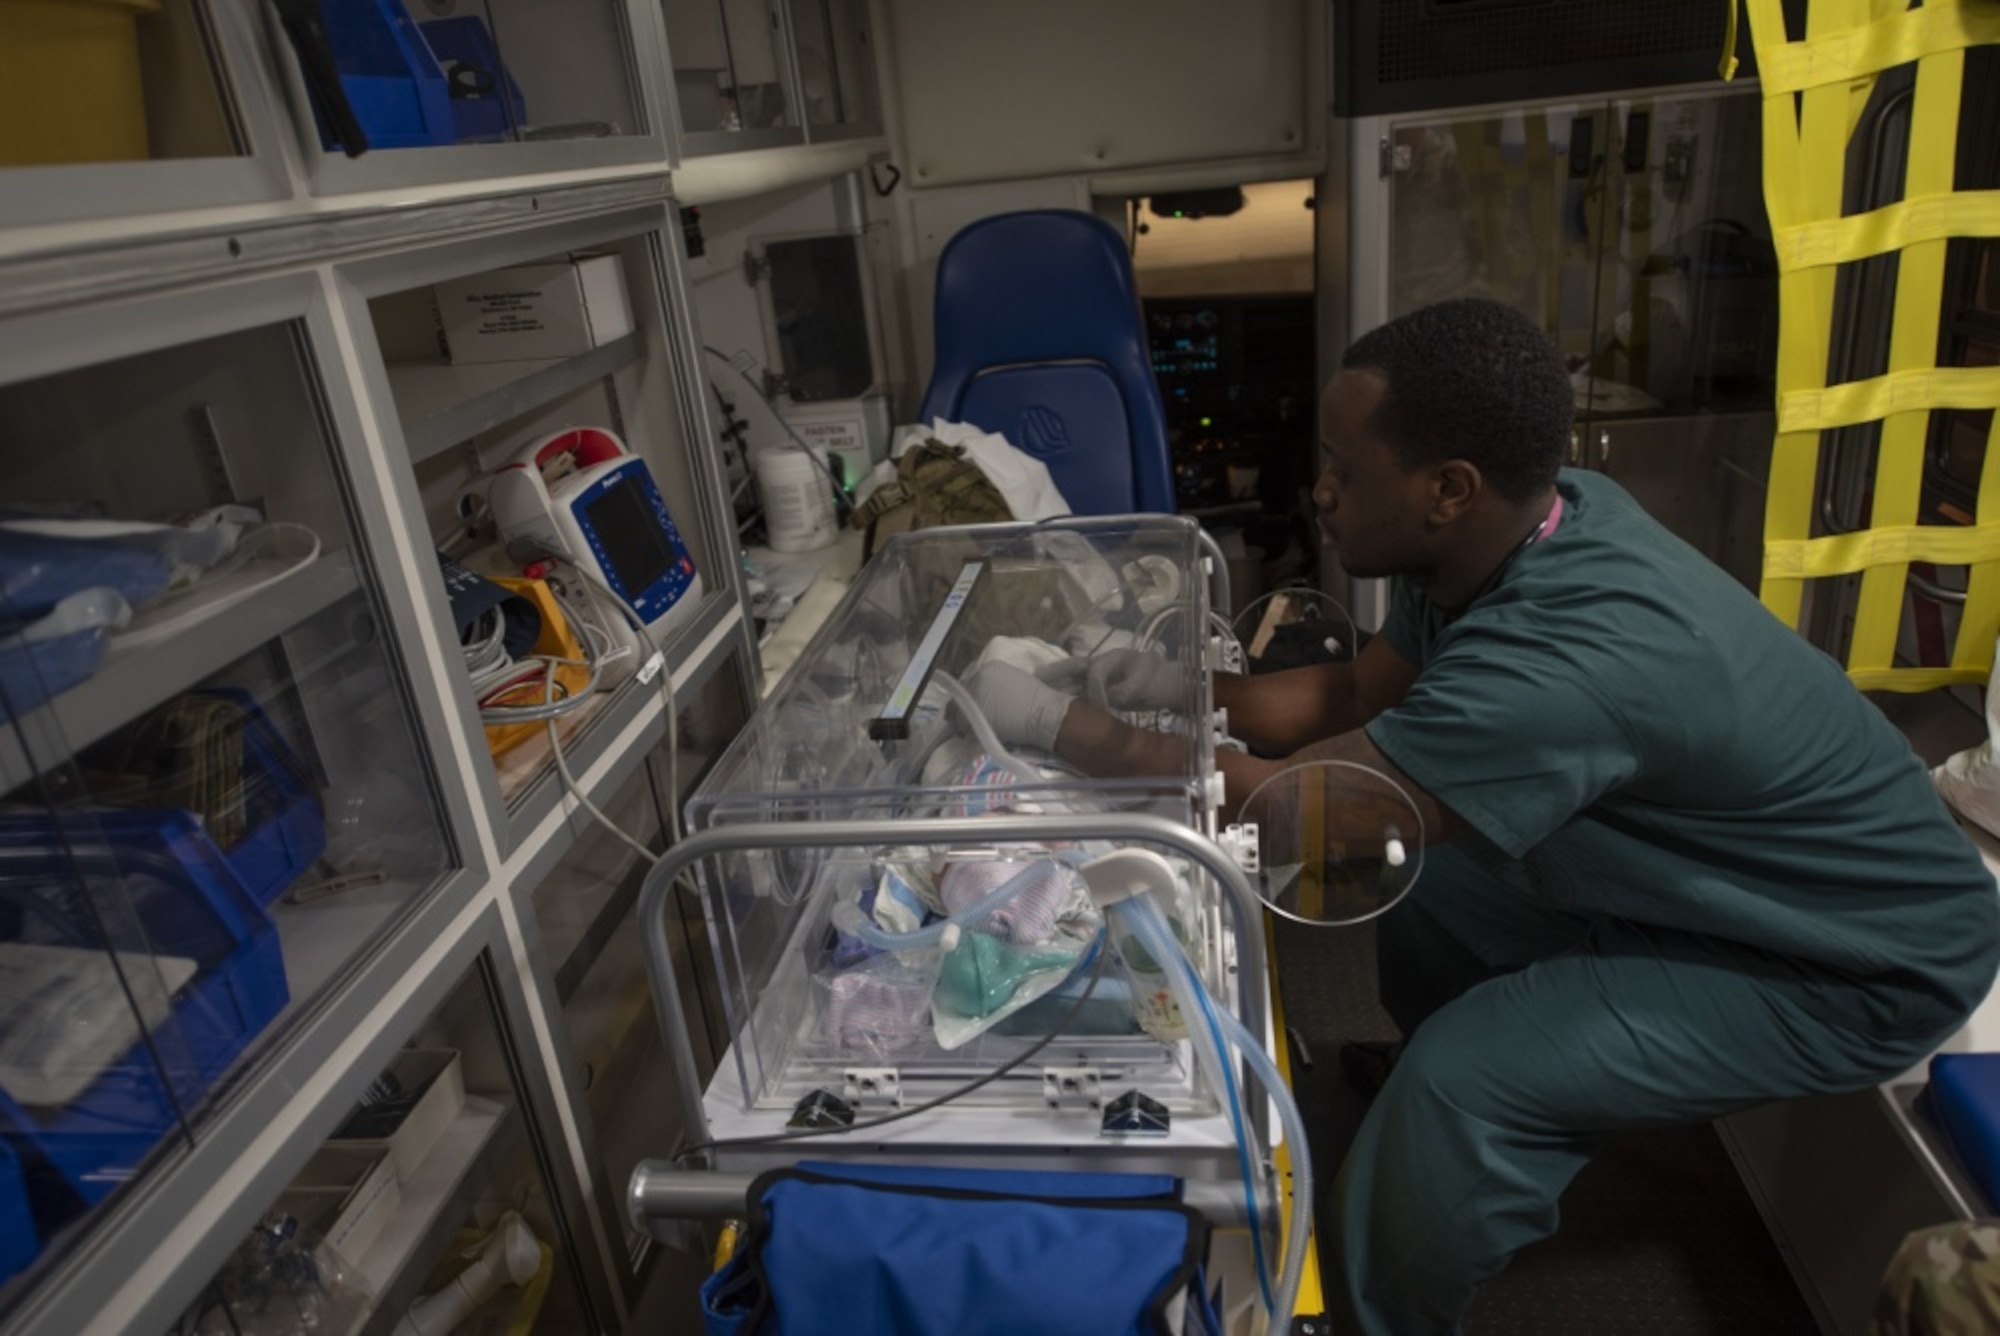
[1115,893,1312,1328]
[931,671,1050,794]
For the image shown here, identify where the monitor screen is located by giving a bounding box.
[583,476,674,597]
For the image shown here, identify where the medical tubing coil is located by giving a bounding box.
[1119,893,1311,1328]
[931,670,1050,794]
[1215,991,1313,1330]
[1116,894,1274,1314]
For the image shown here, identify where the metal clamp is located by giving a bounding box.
[1220,823,1260,875]
[1042,1067,1103,1110]
[1100,1090,1172,1137]
[841,1068,903,1110]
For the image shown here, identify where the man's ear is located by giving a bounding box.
[1430,459,1482,524]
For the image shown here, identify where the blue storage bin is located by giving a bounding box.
[202,690,326,906]
[420,15,526,143]
[0,810,290,1207]
[1925,1052,2000,1209]
[78,688,326,906]
[0,1137,37,1288]
[318,0,454,151]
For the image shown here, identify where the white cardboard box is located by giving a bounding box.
[434,255,633,364]
[327,1048,465,1184]
[282,1145,400,1269]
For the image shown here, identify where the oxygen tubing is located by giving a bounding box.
[1118,893,1311,1328]
[1215,996,1313,1330]
[931,671,1048,793]
[1117,896,1274,1313]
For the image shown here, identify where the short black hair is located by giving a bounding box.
[1340,297,1572,503]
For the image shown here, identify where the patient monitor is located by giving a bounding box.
[489,426,701,639]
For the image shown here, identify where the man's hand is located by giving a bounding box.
[1038,649,1181,712]
[963,661,1075,752]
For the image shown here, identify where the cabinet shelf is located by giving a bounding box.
[348,1094,519,1336]
[388,334,642,464]
[0,551,360,794]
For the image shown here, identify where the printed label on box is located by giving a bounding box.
[434,256,631,365]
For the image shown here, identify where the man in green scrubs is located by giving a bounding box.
[968,296,2000,1334]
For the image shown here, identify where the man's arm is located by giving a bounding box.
[1053,691,1465,841]
[1211,635,1420,755]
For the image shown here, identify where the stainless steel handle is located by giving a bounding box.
[1598,428,1611,466]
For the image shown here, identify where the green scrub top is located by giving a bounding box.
[1366,469,1999,1038]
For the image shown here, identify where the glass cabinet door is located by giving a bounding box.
[169,952,597,1334]
[0,0,287,226]
[785,0,879,136]
[355,209,740,845]
[1384,89,1777,586]
[277,0,661,193]
[0,292,455,1308]
[1387,105,1614,376]
[665,0,800,150]
[1590,90,1774,421]
[1386,89,1773,426]
[531,660,749,1309]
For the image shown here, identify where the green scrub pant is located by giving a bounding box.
[1329,846,1964,1336]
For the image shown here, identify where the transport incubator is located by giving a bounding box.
[628,514,1424,1330]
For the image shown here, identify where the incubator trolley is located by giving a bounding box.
[627,517,1305,1328]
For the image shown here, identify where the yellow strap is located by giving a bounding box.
[1757,0,2000,94]
[1955,408,2000,672]
[1850,665,1992,692]
[1746,0,2000,690]
[1750,0,1852,627]
[1776,190,2000,270]
[1765,523,2000,580]
[1720,0,1742,79]
[1778,365,2000,434]
[1845,45,1963,677]
[1263,918,1326,1317]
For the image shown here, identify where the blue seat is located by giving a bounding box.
[918,210,1175,515]
[1927,1051,2000,1209]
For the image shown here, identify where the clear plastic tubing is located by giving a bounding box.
[1118,894,1312,1330]
[830,860,1044,951]
[931,671,1048,792]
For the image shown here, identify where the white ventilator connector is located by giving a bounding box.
[1076,848,1182,909]
[398,1211,541,1334]
[1219,823,1260,874]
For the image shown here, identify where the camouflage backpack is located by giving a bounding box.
[849,439,1013,560]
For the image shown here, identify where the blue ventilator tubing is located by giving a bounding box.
[883,665,1313,1328]
[934,671,1052,793]
[1118,892,1314,1329]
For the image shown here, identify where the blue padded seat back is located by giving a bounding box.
[1928,1052,2000,1209]
[919,210,1174,516]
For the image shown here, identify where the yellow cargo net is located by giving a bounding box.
[1745,0,2000,692]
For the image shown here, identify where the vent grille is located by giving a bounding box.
[1377,0,1725,83]
[1334,0,1780,117]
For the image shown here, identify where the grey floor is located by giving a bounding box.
[1273,913,1820,1335]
